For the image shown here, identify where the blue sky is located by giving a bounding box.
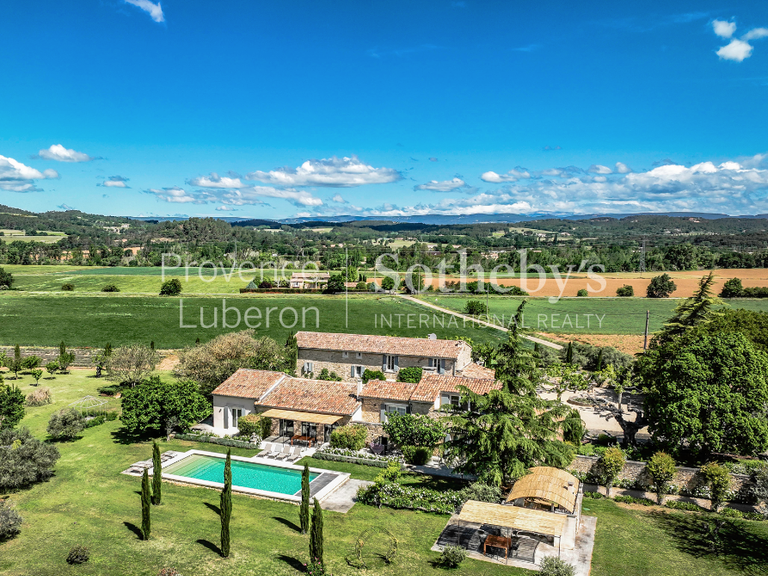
[1,0,767,219]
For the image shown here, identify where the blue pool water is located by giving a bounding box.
[164,454,318,495]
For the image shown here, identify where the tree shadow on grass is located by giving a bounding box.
[110,427,157,446]
[275,554,306,572]
[196,539,222,557]
[650,510,768,574]
[204,502,220,516]
[123,521,143,540]
[272,516,301,532]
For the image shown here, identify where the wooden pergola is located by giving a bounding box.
[505,466,580,514]
[259,408,342,426]
[457,500,567,558]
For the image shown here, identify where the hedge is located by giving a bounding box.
[358,481,465,514]
[312,451,395,468]
[174,433,260,450]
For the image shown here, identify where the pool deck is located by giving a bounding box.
[122,449,352,508]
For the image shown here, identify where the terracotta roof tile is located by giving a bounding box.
[361,380,418,402]
[461,362,496,379]
[410,374,501,403]
[211,369,286,400]
[296,331,468,359]
[258,377,360,416]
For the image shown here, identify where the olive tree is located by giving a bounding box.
[106,344,159,386]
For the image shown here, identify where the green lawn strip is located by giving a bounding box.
[421,295,768,335]
[587,498,768,576]
[0,293,503,348]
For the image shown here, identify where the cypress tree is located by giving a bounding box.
[300,462,310,534]
[151,442,162,505]
[309,498,324,565]
[104,342,113,357]
[220,450,232,557]
[141,468,151,540]
[596,349,603,371]
[565,341,573,364]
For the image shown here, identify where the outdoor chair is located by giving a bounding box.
[286,446,302,462]
[275,444,293,460]
[258,443,274,457]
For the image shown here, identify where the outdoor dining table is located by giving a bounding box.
[483,534,512,560]
[290,435,315,447]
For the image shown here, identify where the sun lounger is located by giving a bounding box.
[286,446,302,462]
[275,444,293,460]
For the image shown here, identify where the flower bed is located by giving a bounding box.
[174,433,260,450]
[357,481,465,514]
[312,448,401,468]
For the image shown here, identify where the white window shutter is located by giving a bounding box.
[439,359,445,374]
[394,356,399,371]
[380,407,386,423]
[382,355,387,372]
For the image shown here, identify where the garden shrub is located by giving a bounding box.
[383,413,446,448]
[646,451,676,503]
[0,428,60,490]
[583,491,605,499]
[438,545,466,568]
[459,482,502,503]
[540,556,576,576]
[718,507,743,519]
[84,415,107,428]
[464,300,488,316]
[101,284,120,292]
[701,462,732,511]
[362,369,385,384]
[97,384,123,396]
[0,500,22,541]
[375,461,403,484]
[397,366,423,383]
[317,368,342,381]
[174,433,259,449]
[665,500,703,511]
[237,413,271,439]
[576,288,588,297]
[613,495,655,506]
[159,278,182,296]
[21,356,42,370]
[357,481,464,514]
[47,408,86,440]
[597,447,625,495]
[66,545,90,565]
[330,424,368,450]
[25,387,52,407]
[616,284,634,297]
[61,283,74,291]
[401,445,431,465]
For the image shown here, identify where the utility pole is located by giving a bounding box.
[639,238,646,274]
[643,310,650,350]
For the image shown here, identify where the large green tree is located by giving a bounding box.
[643,332,768,458]
[0,383,25,430]
[443,387,583,486]
[121,377,211,435]
[491,300,541,395]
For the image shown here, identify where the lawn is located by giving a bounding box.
[0,293,503,348]
[0,370,523,576]
[420,295,768,335]
[3,370,768,575]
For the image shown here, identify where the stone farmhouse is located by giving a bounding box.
[295,331,492,381]
[289,271,330,289]
[210,333,499,445]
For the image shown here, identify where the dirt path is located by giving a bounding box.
[399,295,563,350]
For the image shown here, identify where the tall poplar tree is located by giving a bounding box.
[300,462,310,534]
[220,450,232,557]
[309,498,324,566]
[151,442,162,505]
[141,468,151,540]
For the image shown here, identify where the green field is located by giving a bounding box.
[2,369,766,576]
[421,295,768,335]
[0,293,504,348]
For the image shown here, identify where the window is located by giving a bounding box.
[384,354,398,372]
[441,393,469,411]
[350,365,363,378]
[303,361,314,374]
[356,352,362,359]
[342,351,349,358]
[429,358,446,374]
[231,408,243,428]
[381,403,408,423]
[301,422,317,439]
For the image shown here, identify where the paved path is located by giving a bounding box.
[321,479,372,513]
[399,295,563,350]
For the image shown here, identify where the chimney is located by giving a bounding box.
[356,378,363,398]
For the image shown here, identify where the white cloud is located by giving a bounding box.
[480,168,530,183]
[246,155,401,187]
[588,164,613,174]
[187,173,244,188]
[0,155,58,192]
[123,0,164,23]
[99,175,130,188]
[717,39,753,61]
[215,205,238,212]
[331,194,346,203]
[219,187,322,207]
[38,144,94,162]
[415,177,468,192]
[713,20,736,38]
[145,187,213,204]
[743,27,768,40]
[615,162,632,174]
[322,153,768,218]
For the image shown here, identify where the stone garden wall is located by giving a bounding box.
[0,345,100,367]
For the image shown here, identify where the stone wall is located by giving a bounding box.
[296,348,457,382]
[570,454,754,503]
[0,345,100,367]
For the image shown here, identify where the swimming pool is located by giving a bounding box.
[159,450,349,502]
[164,453,318,495]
